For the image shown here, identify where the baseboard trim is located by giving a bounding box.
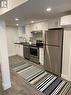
[61,74,71,81]
[2,81,11,90]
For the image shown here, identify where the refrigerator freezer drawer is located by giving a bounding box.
[45,29,63,46]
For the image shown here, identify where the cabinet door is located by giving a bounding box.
[19,45,23,56]
[16,45,23,57]
[39,48,44,65]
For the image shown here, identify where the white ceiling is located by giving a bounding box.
[1,0,71,26]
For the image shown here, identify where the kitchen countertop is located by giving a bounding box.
[14,42,44,48]
[14,42,27,45]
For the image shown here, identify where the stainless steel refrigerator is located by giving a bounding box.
[44,28,64,76]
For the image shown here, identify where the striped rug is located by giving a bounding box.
[12,63,71,95]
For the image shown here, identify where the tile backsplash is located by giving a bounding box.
[30,32,43,44]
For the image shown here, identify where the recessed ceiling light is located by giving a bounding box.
[15,18,19,21]
[16,24,19,26]
[46,8,52,12]
[31,21,34,23]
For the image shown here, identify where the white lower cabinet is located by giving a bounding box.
[39,48,44,65]
[16,44,23,57]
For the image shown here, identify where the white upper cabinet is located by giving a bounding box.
[60,15,71,26]
[31,21,48,31]
[48,18,60,28]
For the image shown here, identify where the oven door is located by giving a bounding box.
[30,47,39,63]
[30,47,38,56]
